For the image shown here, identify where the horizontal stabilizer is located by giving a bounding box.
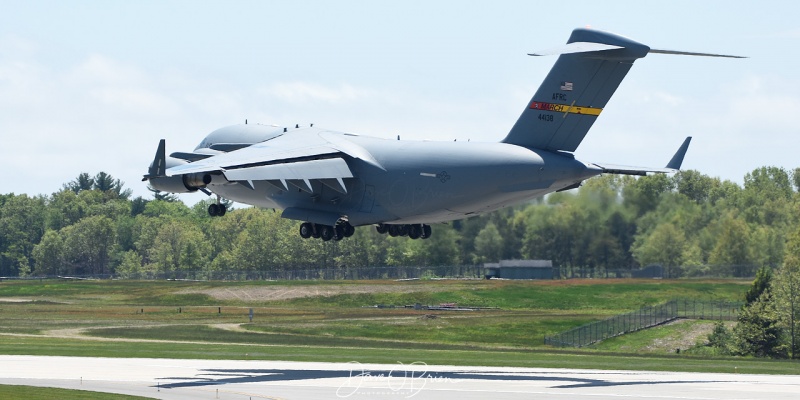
[649,49,747,59]
[591,163,673,176]
[592,136,692,176]
[528,42,624,56]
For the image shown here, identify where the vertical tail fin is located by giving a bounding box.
[502,29,650,152]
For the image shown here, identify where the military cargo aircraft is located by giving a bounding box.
[144,28,742,241]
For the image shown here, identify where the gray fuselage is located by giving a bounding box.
[202,126,601,226]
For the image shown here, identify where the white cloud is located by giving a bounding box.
[260,81,371,104]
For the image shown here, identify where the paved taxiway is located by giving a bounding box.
[1,355,798,399]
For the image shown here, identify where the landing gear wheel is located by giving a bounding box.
[344,223,355,237]
[376,224,387,234]
[299,222,313,239]
[208,203,226,217]
[388,225,400,237]
[421,224,432,239]
[312,224,321,239]
[320,225,334,241]
[408,224,422,240]
[397,224,408,237]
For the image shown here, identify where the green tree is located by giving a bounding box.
[708,213,752,276]
[130,196,149,216]
[32,230,66,275]
[631,223,686,277]
[423,224,462,266]
[741,167,793,227]
[607,210,636,269]
[148,220,210,275]
[707,321,732,355]
[674,170,715,203]
[623,174,674,216]
[750,226,785,268]
[64,172,94,194]
[587,232,624,272]
[746,266,773,306]
[733,291,787,358]
[334,226,388,268]
[148,185,179,202]
[743,166,792,203]
[776,228,800,358]
[473,221,504,263]
[115,250,144,279]
[62,215,117,275]
[46,190,87,230]
[94,172,132,199]
[522,202,589,271]
[0,194,47,276]
[707,179,742,207]
[773,264,800,358]
[792,167,800,193]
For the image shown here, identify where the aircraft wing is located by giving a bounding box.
[166,141,341,176]
[164,129,383,193]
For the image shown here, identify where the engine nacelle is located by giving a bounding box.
[147,155,213,194]
[183,173,213,188]
[148,175,194,193]
[148,173,212,194]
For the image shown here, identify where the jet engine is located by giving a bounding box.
[146,156,212,193]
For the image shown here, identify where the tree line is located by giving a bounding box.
[2,166,800,278]
[705,262,800,359]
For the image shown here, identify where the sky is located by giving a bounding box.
[2,1,799,203]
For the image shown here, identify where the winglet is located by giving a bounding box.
[666,137,692,170]
[143,139,166,180]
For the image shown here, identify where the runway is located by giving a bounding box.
[1,355,798,399]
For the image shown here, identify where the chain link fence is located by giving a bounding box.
[147,265,484,280]
[552,264,759,279]
[4,265,484,282]
[544,299,742,348]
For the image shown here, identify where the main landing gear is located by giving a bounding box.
[299,221,356,242]
[207,195,227,217]
[207,203,227,217]
[375,223,431,240]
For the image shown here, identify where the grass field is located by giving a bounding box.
[0,385,151,400]
[3,278,798,375]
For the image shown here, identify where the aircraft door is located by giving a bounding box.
[359,185,375,213]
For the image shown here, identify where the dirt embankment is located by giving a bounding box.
[178,283,450,302]
[645,319,725,353]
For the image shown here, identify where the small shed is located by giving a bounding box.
[484,259,553,280]
[631,264,664,279]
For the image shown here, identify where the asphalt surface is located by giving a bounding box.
[1,355,798,399]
